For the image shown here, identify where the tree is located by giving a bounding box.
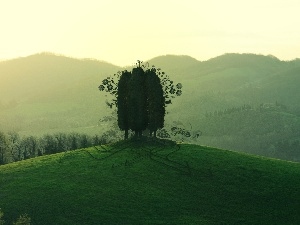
[54,133,68,152]
[0,131,10,165]
[117,70,131,139]
[145,68,165,137]
[67,133,80,150]
[99,61,182,140]
[128,66,148,137]
[79,134,91,148]
[8,131,22,162]
[20,136,39,160]
[41,134,58,155]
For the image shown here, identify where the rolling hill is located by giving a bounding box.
[1,52,300,161]
[0,53,121,135]
[0,140,299,225]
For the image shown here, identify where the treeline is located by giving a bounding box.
[0,131,110,165]
[199,101,300,162]
[205,104,253,117]
[205,102,288,118]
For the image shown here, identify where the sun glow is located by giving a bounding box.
[0,0,299,66]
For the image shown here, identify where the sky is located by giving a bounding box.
[0,0,299,66]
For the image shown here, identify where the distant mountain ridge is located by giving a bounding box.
[0,52,120,101]
[1,51,300,116]
[1,52,300,161]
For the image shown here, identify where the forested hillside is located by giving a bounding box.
[1,52,300,161]
[148,54,300,161]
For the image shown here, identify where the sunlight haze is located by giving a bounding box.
[1,0,299,66]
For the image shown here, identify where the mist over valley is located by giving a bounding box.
[1,52,300,162]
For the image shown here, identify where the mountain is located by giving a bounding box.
[146,53,300,161]
[0,53,121,134]
[1,52,300,161]
[0,52,120,101]
[147,53,300,111]
[0,141,299,224]
[147,54,200,75]
[158,54,300,161]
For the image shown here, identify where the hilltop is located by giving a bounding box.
[0,140,299,224]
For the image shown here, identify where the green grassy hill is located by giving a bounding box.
[1,140,299,225]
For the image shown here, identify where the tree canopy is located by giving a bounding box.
[99,61,182,139]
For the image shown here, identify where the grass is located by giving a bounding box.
[0,138,300,225]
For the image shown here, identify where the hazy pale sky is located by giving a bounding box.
[1,0,299,66]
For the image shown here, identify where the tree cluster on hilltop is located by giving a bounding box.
[99,61,182,139]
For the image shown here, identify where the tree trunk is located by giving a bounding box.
[124,129,128,140]
[138,130,142,137]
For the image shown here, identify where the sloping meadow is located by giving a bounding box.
[0,140,299,225]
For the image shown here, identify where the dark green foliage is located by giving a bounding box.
[0,132,9,165]
[197,102,300,162]
[157,125,202,141]
[79,134,91,148]
[68,133,80,150]
[157,68,182,105]
[145,68,165,137]
[20,136,39,159]
[117,70,132,139]
[128,67,148,136]
[98,72,120,109]
[99,61,182,139]
[0,131,113,165]
[42,134,59,155]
